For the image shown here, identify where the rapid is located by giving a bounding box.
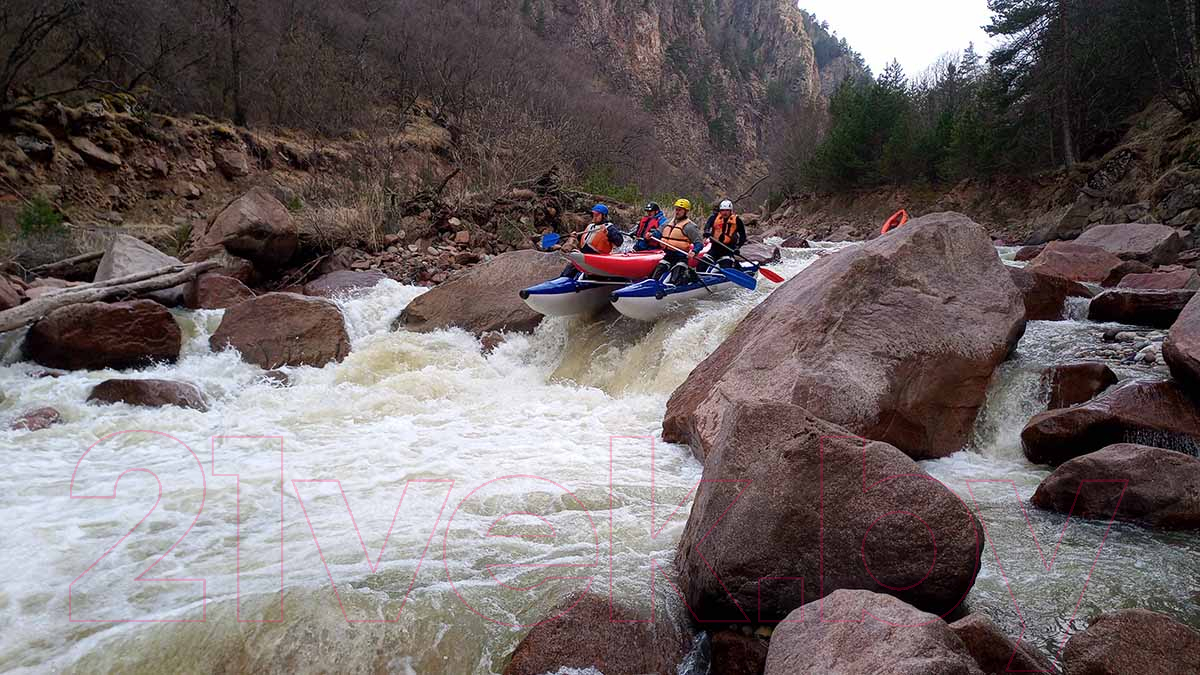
[1,242,1198,673]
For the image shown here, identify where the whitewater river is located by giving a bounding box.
[1,243,1198,673]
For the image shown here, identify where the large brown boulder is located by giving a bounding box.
[88,379,209,411]
[1086,289,1195,327]
[24,300,181,370]
[184,274,255,310]
[1118,269,1200,290]
[949,613,1056,675]
[1163,292,1200,392]
[209,293,350,369]
[1021,379,1200,465]
[0,274,24,310]
[502,592,688,675]
[1101,260,1154,287]
[1031,444,1200,529]
[303,270,387,299]
[187,187,298,269]
[1045,363,1118,409]
[1074,223,1185,265]
[94,234,186,306]
[1062,609,1200,675]
[664,212,1025,461]
[1027,241,1123,283]
[676,402,982,622]
[396,250,565,336]
[710,631,768,675]
[1008,267,1094,321]
[763,590,984,675]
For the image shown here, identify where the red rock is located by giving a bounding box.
[1027,241,1124,283]
[69,136,121,169]
[87,379,208,411]
[24,300,181,371]
[950,613,1055,674]
[1087,289,1196,328]
[1164,291,1200,393]
[184,274,255,310]
[1117,269,1200,290]
[1075,223,1185,265]
[188,187,297,269]
[302,270,386,298]
[1044,363,1117,409]
[209,293,349,369]
[1013,244,1045,261]
[94,234,186,306]
[1009,267,1094,321]
[665,212,1025,461]
[0,274,23,310]
[453,230,471,245]
[710,631,768,675]
[1062,609,1200,675]
[10,407,62,431]
[1101,259,1155,287]
[214,147,251,178]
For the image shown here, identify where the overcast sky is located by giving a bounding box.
[798,0,997,78]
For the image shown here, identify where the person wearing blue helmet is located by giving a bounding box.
[560,204,625,277]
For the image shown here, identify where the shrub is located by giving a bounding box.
[17,197,65,236]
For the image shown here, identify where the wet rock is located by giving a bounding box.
[1087,289,1195,328]
[710,631,768,675]
[1008,267,1094,321]
[10,407,62,431]
[214,147,251,178]
[187,187,298,270]
[677,402,982,622]
[1044,363,1118,409]
[396,250,564,336]
[1101,260,1155,287]
[1075,222,1185,265]
[665,212,1025,461]
[1062,608,1200,675]
[184,274,255,310]
[1013,244,1045,261]
[1027,241,1124,283]
[950,613,1055,675]
[94,234,186,306]
[763,590,983,675]
[88,379,208,411]
[780,234,809,248]
[1021,379,1200,465]
[739,242,781,264]
[259,370,291,387]
[1117,269,1200,290]
[69,137,122,169]
[1163,292,1200,394]
[502,592,688,675]
[210,293,349,369]
[480,331,506,355]
[1032,444,1200,529]
[25,300,181,371]
[302,270,387,299]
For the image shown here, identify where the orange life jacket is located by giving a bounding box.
[712,212,740,247]
[580,223,614,254]
[660,218,695,253]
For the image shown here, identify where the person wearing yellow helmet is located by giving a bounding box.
[649,198,705,284]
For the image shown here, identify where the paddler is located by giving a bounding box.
[704,199,748,266]
[633,202,668,251]
[561,204,625,277]
[650,198,705,285]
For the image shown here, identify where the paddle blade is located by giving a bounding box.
[539,233,561,250]
[759,267,785,283]
[720,267,758,291]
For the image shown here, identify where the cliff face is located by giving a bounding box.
[537,0,854,190]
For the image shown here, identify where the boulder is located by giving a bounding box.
[1117,269,1200,290]
[664,212,1025,461]
[1021,379,1200,465]
[87,379,209,412]
[763,590,984,675]
[1101,260,1155,287]
[207,250,258,285]
[1008,267,1094,321]
[94,234,186,306]
[1061,609,1200,675]
[949,613,1056,675]
[1027,241,1123,283]
[187,187,298,270]
[1026,200,1093,245]
[502,592,688,675]
[1044,363,1118,409]
[10,407,62,431]
[1086,289,1195,327]
[677,402,982,622]
[24,300,181,371]
[1013,244,1045,261]
[0,274,24,310]
[184,274,255,310]
[1074,223,1185,265]
[1163,292,1200,392]
[1031,444,1200,529]
[302,270,387,299]
[739,242,781,264]
[396,250,565,336]
[69,136,122,169]
[214,147,251,178]
[209,293,350,369]
[780,235,809,248]
[710,631,768,675]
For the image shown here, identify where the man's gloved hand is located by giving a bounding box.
[650,229,662,239]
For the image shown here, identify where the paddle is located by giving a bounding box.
[539,232,562,250]
[650,237,758,291]
[708,241,785,283]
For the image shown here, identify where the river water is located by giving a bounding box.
[1,243,1197,674]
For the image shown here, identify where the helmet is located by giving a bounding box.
[591,204,609,217]
[645,202,661,213]
[719,200,734,211]
[674,198,692,211]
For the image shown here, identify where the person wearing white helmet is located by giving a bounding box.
[704,198,748,265]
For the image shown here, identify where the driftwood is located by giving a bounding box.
[0,260,219,334]
[27,250,105,281]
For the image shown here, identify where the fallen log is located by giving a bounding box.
[27,250,104,281]
[0,260,219,334]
